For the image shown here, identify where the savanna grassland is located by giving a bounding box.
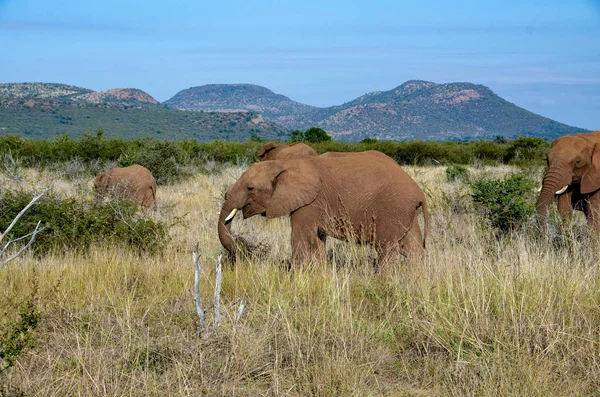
[2,161,600,396]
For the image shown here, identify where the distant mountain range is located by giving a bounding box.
[164,81,586,140]
[0,83,287,141]
[0,81,586,141]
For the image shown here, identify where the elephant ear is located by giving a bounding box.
[266,160,320,219]
[94,172,108,189]
[258,142,277,159]
[581,143,600,194]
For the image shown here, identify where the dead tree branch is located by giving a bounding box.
[192,242,207,332]
[191,245,245,338]
[0,188,49,269]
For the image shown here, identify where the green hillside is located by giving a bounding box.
[0,83,289,141]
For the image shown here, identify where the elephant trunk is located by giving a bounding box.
[536,167,571,226]
[217,194,240,261]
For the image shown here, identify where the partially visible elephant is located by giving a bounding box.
[536,131,600,229]
[218,150,428,266]
[94,164,157,208]
[257,142,318,161]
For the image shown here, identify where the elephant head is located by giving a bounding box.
[217,160,320,259]
[536,132,600,224]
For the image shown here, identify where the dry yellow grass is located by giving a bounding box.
[1,164,600,396]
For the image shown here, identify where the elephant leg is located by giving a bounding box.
[399,215,424,262]
[583,194,600,230]
[374,215,423,271]
[290,208,326,266]
[557,192,573,224]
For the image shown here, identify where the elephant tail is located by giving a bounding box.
[419,198,428,249]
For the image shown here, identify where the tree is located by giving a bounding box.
[303,127,331,143]
[289,130,305,143]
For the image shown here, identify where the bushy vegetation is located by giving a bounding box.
[0,134,551,173]
[0,190,169,255]
[445,164,469,182]
[0,104,288,141]
[290,127,332,143]
[471,173,536,233]
[0,299,40,373]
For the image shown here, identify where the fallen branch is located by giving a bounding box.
[0,188,49,245]
[0,188,49,269]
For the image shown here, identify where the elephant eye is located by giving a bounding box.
[247,186,254,191]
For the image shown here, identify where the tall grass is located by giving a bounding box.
[1,164,599,396]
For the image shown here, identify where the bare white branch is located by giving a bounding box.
[192,242,207,332]
[0,221,46,268]
[234,300,245,325]
[191,245,244,339]
[213,255,223,328]
[0,188,49,245]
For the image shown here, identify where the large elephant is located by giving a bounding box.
[257,142,318,161]
[536,131,600,229]
[94,164,157,208]
[218,150,428,266]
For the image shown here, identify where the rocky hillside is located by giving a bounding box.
[163,84,328,127]
[165,81,586,140]
[0,83,159,108]
[0,83,288,141]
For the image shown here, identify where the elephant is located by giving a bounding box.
[94,164,157,208]
[257,142,318,161]
[218,150,428,267]
[536,131,600,229]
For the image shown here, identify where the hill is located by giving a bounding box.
[164,81,586,140]
[0,83,288,141]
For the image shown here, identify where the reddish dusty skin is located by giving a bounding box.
[536,131,600,229]
[257,142,317,161]
[94,164,157,207]
[217,150,428,266]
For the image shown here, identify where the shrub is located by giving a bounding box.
[289,130,304,143]
[446,164,469,182]
[0,190,169,255]
[471,173,535,233]
[132,140,188,185]
[304,127,332,144]
[0,299,40,373]
[360,138,378,144]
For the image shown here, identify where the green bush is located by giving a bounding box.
[0,191,169,255]
[0,299,40,373]
[304,127,332,144]
[132,140,189,185]
[446,164,469,182]
[0,134,549,169]
[471,173,536,233]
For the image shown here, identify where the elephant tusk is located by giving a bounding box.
[224,208,238,222]
[537,185,542,193]
[555,185,569,195]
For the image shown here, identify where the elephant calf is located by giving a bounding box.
[94,164,157,208]
[218,150,428,267]
[257,142,318,161]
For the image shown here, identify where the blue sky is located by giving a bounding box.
[1,0,599,129]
